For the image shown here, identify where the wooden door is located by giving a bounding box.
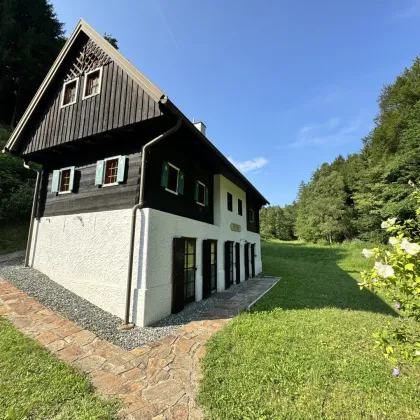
[235,242,241,284]
[251,243,256,278]
[224,241,234,289]
[244,243,250,280]
[202,240,217,299]
[172,237,196,313]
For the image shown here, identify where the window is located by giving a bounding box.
[51,167,75,194]
[249,208,255,223]
[227,192,233,212]
[95,156,127,187]
[210,241,217,291]
[105,158,119,185]
[238,199,243,216]
[83,68,102,99]
[160,161,185,195]
[61,79,79,107]
[195,181,208,206]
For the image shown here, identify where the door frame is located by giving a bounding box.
[183,237,196,305]
[202,239,217,299]
[235,242,241,284]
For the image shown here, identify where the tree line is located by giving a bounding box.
[261,55,420,243]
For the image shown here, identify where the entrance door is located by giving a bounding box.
[235,243,241,284]
[202,240,217,299]
[172,237,196,313]
[251,243,256,278]
[224,241,234,289]
[244,243,250,280]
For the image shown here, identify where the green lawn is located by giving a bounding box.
[198,240,420,419]
[0,221,29,254]
[0,317,118,419]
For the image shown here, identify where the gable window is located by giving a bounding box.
[83,68,103,99]
[238,199,243,216]
[51,167,75,194]
[227,192,233,212]
[61,79,79,108]
[161,161,184,195]
[249,208,255,223]
[194,181,209,206]
[95,156,128,187]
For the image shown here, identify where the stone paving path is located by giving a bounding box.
[0,277,278,419]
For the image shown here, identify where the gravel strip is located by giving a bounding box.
[0,258,253,350]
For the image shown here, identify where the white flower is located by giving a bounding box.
[362,249,375,259]
[415,350,420,356]
[389,237,399,246]
[375,261,395,278]
[400,239,420,256]
[381,218,397,229]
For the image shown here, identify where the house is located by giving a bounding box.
[2,19,269,327]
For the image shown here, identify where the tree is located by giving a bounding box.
[0,0,65,127]
[104,33,119,50]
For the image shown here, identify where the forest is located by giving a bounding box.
[261,56,420,243]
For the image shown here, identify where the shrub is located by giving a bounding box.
[359,189,420,366]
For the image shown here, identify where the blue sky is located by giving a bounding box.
[51,0,420,206]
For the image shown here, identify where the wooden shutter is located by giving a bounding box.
[95,160,105,186]
[161,161,169,187]
[178,171,185,195]
[235,243,241,284]
[205,187,209,206]
[202,240,212,299]
[51,170,60,193]
[251,244,256,278]
[117,156,127,183]
[172,238,185,314]
[194,181,199,201]
[224,241,231,290]
[69,167,76,192]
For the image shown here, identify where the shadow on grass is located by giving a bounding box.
[256,241,397,317]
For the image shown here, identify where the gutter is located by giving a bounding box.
[121,111,182,328]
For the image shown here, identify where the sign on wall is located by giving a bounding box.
[230,223,241,232]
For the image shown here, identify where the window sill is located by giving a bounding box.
[196,201,205,207]
[101,182,119,188]
[58,190,72,195]
[60,101,76,109]
[165,188,178,195]
[82,92,100,100]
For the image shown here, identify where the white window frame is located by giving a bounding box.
[60,78,79,108]
[58,167,73,195]
[82,67,103,100]
[165,162,180,195]
[249,209,255,223]
[196,181,206,206]
[101,155,121,187]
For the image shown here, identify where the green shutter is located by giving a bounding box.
[95,160,105,186]
[178,171,185,195]
[117,156,127,183]
[69,166,75,191]
[51,170,60,193]
[194,181,199,201]
[160,161,168,187]
[205,187,209,206]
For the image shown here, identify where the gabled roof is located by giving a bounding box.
[3,19,268,205]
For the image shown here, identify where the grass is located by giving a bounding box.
[0,221,29,254]
[0,317,118,419]
[198,240,420,419]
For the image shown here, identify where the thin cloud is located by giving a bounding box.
[228,157,268,174]
[395,0,420,18]
[155,0,179,50]
[290,118,362,148]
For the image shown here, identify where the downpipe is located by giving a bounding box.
[23,161,41,267]
[121,118,182,328]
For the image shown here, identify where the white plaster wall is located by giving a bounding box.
[143,203,262,326]
[29,209,147,324]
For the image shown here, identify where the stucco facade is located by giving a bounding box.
[28,175,262,327]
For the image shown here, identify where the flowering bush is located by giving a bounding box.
[359,192,420,367]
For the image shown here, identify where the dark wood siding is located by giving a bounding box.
[144,127,214,225]
[22,55,161,155]
[38,152,141,217]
